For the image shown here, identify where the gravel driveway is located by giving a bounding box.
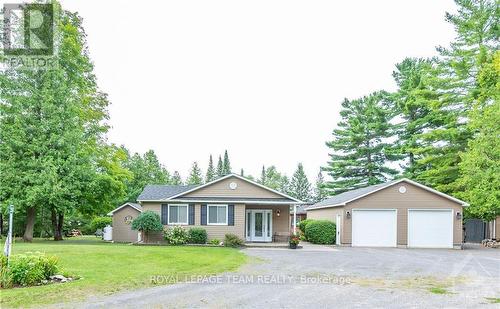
[57,244,500,308]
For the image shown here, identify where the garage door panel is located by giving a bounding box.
[408,210,453,248]
[352,210,397,247]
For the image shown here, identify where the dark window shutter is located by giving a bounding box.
[189,204,195,225]
[228,204,234,226]
[161,204,168,225]
[201,204,207,225]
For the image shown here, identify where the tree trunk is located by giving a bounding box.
[51,209,64,241]
[23,207,36,242]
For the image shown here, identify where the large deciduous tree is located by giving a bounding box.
[0,6,110,241]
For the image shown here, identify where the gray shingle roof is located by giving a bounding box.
[307,179,400,210]
[137,184,199,201]
[128,202,143,211]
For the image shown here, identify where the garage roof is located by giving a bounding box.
[306,178,469,210]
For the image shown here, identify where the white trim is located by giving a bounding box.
[305,178,469,211]
[167,204,189,225]
[166,199,296,205]
[162,174,303,203]
[407,209,454,248]
[246,209,273,242]
[207,204,228,225]
[107,203,142,216]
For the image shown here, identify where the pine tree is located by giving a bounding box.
[205,155,216,183]
[323,92,399,194]
[222,150,232,175]
[313,170,327,203]
[171,171,183,185]
[216,155,224,178]
[187,162,203,185]
[260,165,266,184]
[416,0,498,194]
[391,58,436,178]
[240,168,244,176]
[289,163,311,202]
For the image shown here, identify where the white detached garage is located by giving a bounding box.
[306,179,469,249]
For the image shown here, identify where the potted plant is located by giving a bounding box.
[289,234,300,249]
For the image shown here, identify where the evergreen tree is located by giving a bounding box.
[187,162,203,185]
[313,170,327,203]
[323,92,399,194]
[416,0,498,193]
[260,165,266,184]
[391,58,436,178]
[222,150,232,175]
[216,155,224,178]
[240,168,244,176]
[205,155,216,183]
[289,163,312,202]
[171,171,183,185]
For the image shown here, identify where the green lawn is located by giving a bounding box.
[1,237,248,308]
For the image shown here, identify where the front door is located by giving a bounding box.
[246,209,272,242]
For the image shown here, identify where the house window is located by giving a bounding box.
[208,205,228,225]
[168,204,188,225]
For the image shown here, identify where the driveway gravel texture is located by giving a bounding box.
[54,243,499,309]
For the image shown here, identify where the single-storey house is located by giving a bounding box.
[108,174,303,243]
[306,178,469,249]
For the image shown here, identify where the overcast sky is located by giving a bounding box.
[58,0,457,182]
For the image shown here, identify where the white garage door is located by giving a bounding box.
[408,209,453,248]
[352,210,397,247]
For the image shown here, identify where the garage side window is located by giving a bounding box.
[168,204,188,225]
[208,205,227,225]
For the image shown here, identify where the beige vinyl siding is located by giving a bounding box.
[141,202,246,241]
[341,181,463,246]
[306,207,344,242]
[112,206,140,242]
[183,176,284,199]
[140,202,291,241]
[246,205,290,236]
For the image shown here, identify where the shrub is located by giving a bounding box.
[164,226,189,245]
[224,233,244,247]
[188,228,207,244]
[305,220,336,244]
[298,219,315,235]
[7,252,59,287]
[209,239,221,245]
[131,211,163,243]
[90,216,112,231]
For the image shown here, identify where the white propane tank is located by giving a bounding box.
[103,225,112,241]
